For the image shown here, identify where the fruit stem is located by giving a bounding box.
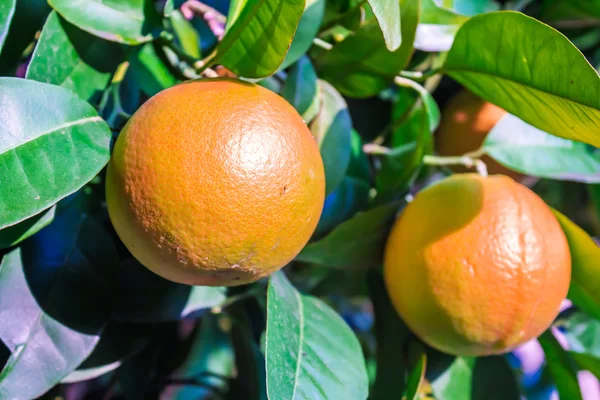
[313,37,334,50]
[398,69,441,82]
[423,154,489,177]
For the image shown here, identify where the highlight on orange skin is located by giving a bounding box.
[106,78,326,287]
[384,174,571,356]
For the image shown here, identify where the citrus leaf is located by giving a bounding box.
[539,330,583,400]
[171,9,201,58]
[431,356,476,398]
[26,11,124,103]
[562,311,600,365]
[552,209,600,320]
[280,0,325,70]
[368,0,401,51]
[265,271,368,400]
[0,206,55,249]
[0,77,111,230]
[316,0,418,98]
[112,258,226,323]
[310,80,352,195]
[129,42,178,97]
[282,56,320,124]
[443,11,600,148]
[483,114,600,183]
[541,0,600,22]
[216,0,306,78]
[48,0,162,45]
[62,321,150,383]
[405,342,427,400]
[0,0,15,52]
[297,200,402,268]
[414,0,468,52]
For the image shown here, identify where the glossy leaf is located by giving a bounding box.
[129,42,178,97]
[112,258,226,323]
[0,0,15,52]
[431,356,476,398]
[414,0,468,52]
[48,0,162,45]
[26,11,124,103]
[0,78,112,230]
[282,56,320,123]
[0,206,55,249]
[281,0,325,70]
[297,201,402,268]
[483,114,600,183]
[368,0,401,51]
[443,11,600,148]
[553,210,600,320]
[310,80,352,195]
[265,271,368,400]
[316,0,418,98]
[562,311,600,358]
[171,10,201,58]
[539,330,583,400]
[404,342,427,400]
[216,0,305,78]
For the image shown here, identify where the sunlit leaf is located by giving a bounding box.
[128,42,178,97]
[0,0,15,52]
[368,0,401,51]
[0,206,55,249]
[414,0,468,52]
[281,0,325,70]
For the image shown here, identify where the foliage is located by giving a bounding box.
[1,0,600,399]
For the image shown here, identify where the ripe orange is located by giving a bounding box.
[436,90,524,180]
[384,174,571,356]
[106,78,325,286]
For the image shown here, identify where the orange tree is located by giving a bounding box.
[1,0,600,399]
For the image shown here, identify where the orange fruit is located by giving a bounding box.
[106,78,325,286]
[436,90,524,181]
[384,174,571,356]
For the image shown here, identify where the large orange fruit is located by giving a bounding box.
[106,79,325,286]
[384,174,571,356]
[436,90,524,180]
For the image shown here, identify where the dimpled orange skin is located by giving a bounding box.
[384,174,571,356]
[106,79,325,286]
[436,90,524,181]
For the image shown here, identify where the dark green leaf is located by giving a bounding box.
[541,0,600,22]
[48,0,162,45]
[414,0,468,52]
[265,271,368,399]
[483,114,600,183]
[112,258,226,323]
[282,56,320,123]
[539,330,583,400]
[316,0,418,97]
[368,0,401,51]
[62,321,151,383]
[171,9,201,58]
[310,80,352,195]
[443,11,600,148]
[26,11,124,103]
[0,206,55,249]
[404,342,427,400]
[129,42,178,97]
[297,200,402,268]
[552,209,600,320]
[0,0,15,52]
[346,129,372,182]
[0,78,111,230]
[215,0,306,78]
[280,0,325,70]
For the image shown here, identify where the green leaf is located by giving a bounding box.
[483,114,600,183]
[112,258,226,323]
[0,0,15,52]
[215,0,306,78]
[404,342,427,400]
[0,206,55,249]
[414,0,468,52]
[316,0,418,98]
[48,0,162,45]
[129,42,178,97]
[265,271,368,400]
[562,311,600,358]
[368,0,401,51]
[26,11,124,103]
[541,0,600,22]
[539,330,583,400]
[282,56,320,123]
[297,200,402,268]
[62,321,151,383]
[280,0,325,70]
[310,80,352,195]
[347,129,372,182]
[431,356,476,398]
[0,208,118,398]
[443,11,600,148]
[552,209,600,320]
[171,9,201,58]
[0,77,112,230]
[570,352,600,379]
